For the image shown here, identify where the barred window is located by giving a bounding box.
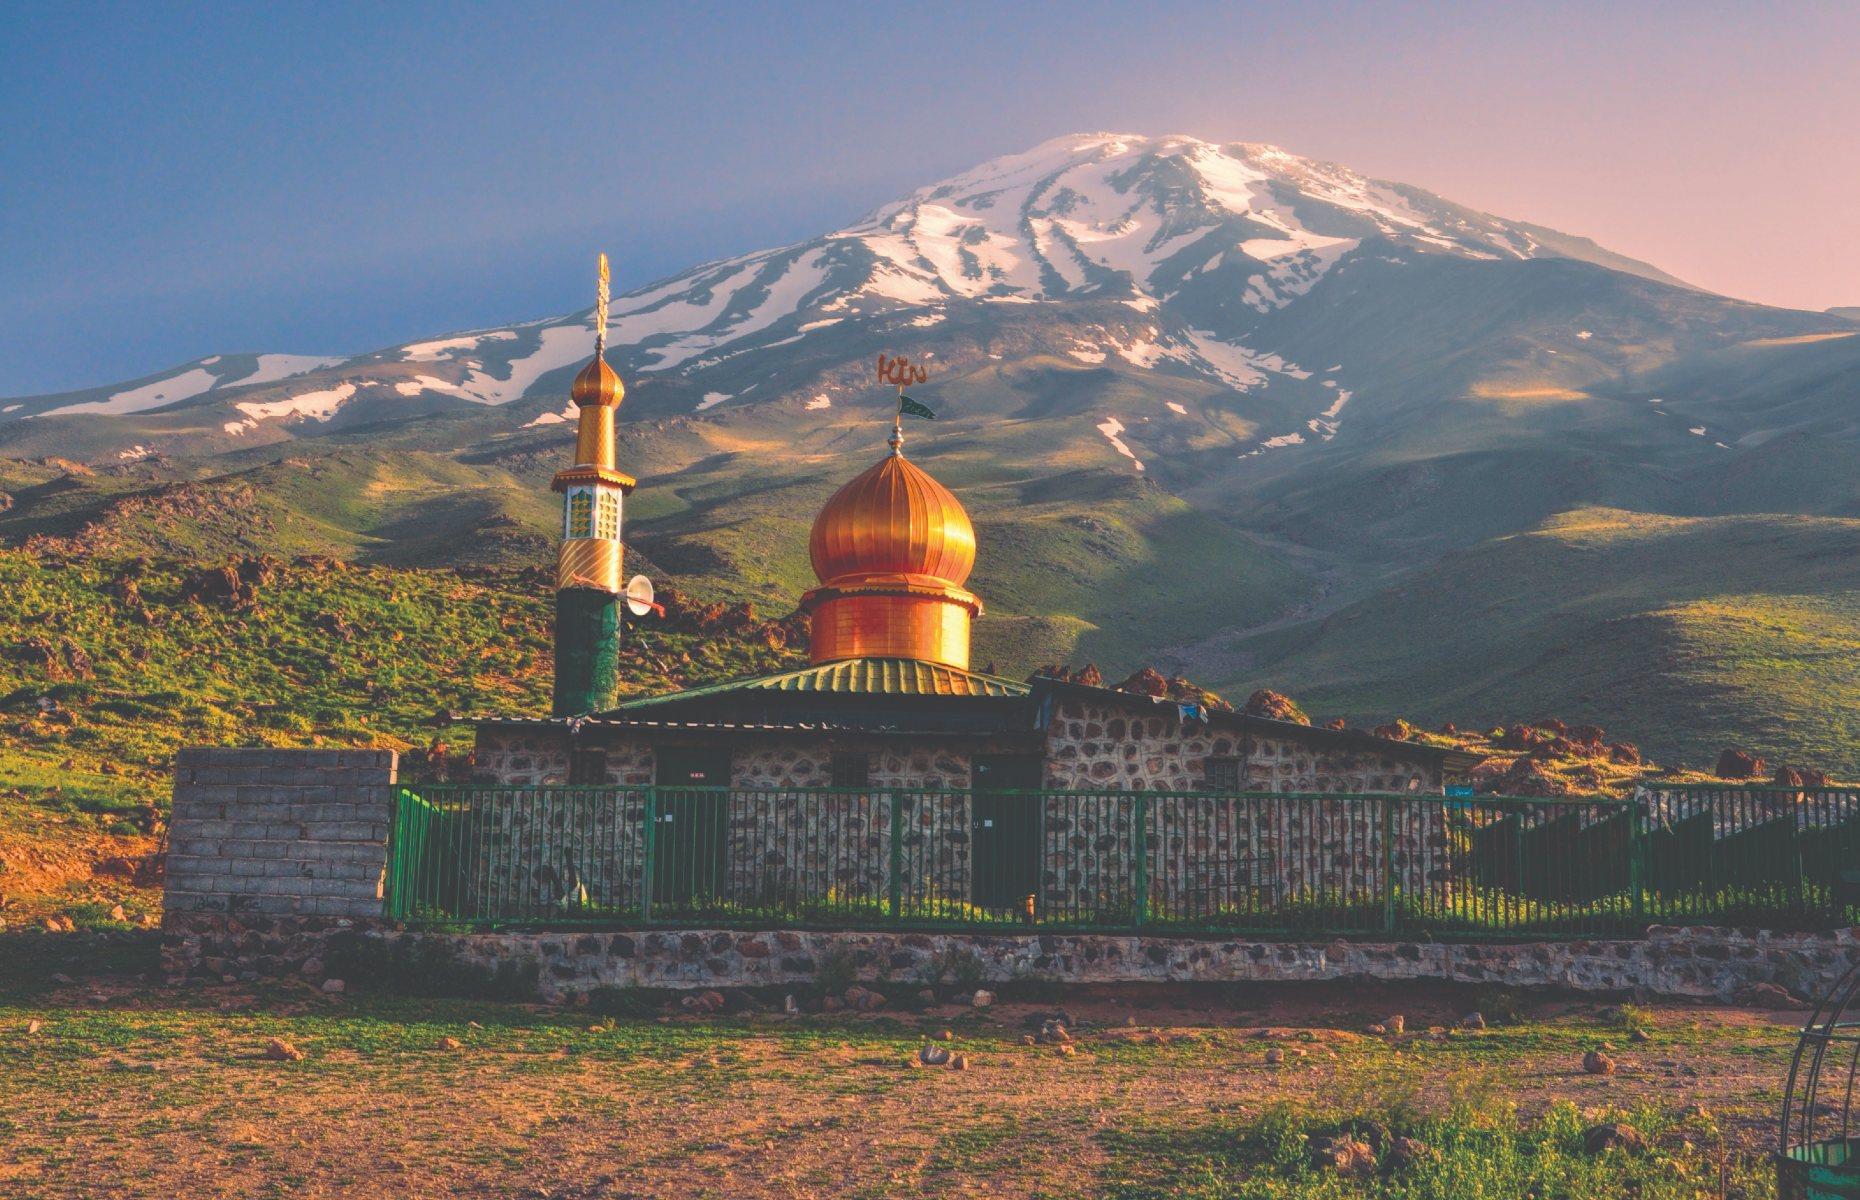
[1204,756,1242,792]
[567,490,593,539]
[569,749,608,786]
[595,491,620,540]
[830,751,870,789]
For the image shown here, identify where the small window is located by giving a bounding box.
[1204,756,1242,792]
[567,490,593,539]
[569,748,608,786]
[830,751,870,789]
[595,491,620,540]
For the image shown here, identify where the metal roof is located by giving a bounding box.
[608,657,1029,710]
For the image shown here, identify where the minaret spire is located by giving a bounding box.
[593,251,610,359]
[549,252,636,717]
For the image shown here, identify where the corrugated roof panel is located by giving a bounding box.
[610,657,1028,710]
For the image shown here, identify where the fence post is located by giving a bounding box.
[1628,792,1646,925]
[1381,795,1397,936]
[888,790,904,923]
[640,786,657,925]
[1132,791,1149,928]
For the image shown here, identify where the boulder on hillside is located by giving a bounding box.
[1609,743,1641,765]
[1716,749,1765,779]
[1773,765,1829,789]
[1118,667,1170,697]
[1244,689,1310,725]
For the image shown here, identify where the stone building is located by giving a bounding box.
[465,336,1475,918]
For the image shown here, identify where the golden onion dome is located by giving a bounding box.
[808,449,975,587]
[571,356,623,408]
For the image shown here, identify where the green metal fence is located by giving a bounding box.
[382,783,1860,938]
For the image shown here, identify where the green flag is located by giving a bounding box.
[898,393,937,420]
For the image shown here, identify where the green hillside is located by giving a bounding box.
[0,549,803,914]
[1222,508,1860,772]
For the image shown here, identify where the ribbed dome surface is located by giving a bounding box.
[571,356,623,408]
[808,452,975,586]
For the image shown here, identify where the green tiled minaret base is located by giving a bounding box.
[552,588,622,717]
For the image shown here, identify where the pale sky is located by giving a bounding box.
[3,0,1856,396]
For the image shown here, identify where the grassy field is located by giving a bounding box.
[0,934,1799,1199]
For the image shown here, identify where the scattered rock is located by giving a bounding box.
[42,916,75,934]
[49,971,75,984]
[1679,1103,1712,1121]
[681,990,726,1014]
[1582,1050,1617,1075]
[820,995,844,1013]
[1387,1136,1435,1170]
[300,958,325,979]
[26,1019,43,1035]
[263,1037,304,1062]
[1264,1048,1286,1065]
[1055,1044,1076,1058]
[843,985,885,1013]
[938,1029,955,1041]
[1308,1136,1376,1176]
[949,1053,969,1071]
[1773,765,1829,789]
[783,994,800,1015]
[1243,689,1310,725]
[436,1036,463,1051]
[971,989,994,1009]
[917,988,936,1005]
[1581,1123,1646,1154]
[1460,1011,1486,1030]
[1365,1023,1386,1036]
[1628,1028,1650,1044]
[1715,748,1764,779]
[1038,1019,1072,1045]
[1384,1015,1405,1035]
[320,978,346,994]
[919,1043,950,1066]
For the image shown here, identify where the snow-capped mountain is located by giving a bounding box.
[2,132,1690,449]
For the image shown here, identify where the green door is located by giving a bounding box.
[653,746,731,909]
[971,755,1043,912]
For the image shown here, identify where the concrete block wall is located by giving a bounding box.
[163,748,398,920]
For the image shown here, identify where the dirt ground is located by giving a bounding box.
[0,952,1809,1200]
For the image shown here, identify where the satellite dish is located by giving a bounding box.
[624,574,658,618]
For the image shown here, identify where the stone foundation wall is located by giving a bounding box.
[162,919,1859,1005]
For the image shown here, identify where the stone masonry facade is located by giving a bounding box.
[469,714,1448,917]
[160,749,1858,1005]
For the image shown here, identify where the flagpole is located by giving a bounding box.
[890,383,905,454]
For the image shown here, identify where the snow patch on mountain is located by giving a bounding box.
[1096,417,1144,471]
[232,381,359,430]
[523,399,577,427]
[455,324,592,404]
[50,367,221,417]
[401,331,517,361]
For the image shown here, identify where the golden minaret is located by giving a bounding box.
[550,254,636,716]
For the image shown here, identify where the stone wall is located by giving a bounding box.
[163,748,397,920]
[1039,698,1438,794]
[342,924,1860,1005]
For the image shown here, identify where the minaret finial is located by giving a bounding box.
[890,386,905,455]
[593,252,611,359]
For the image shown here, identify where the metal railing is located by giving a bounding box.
[383,783,1860,938]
